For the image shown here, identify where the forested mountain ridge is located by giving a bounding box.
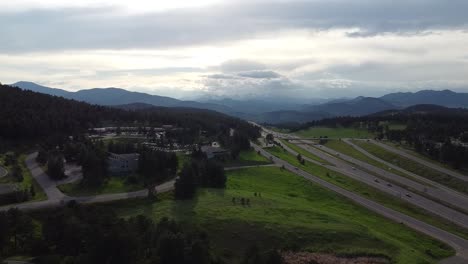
[380,90,468,108]
[12,81,468,124]
[0,84,259,141]
[12,81,232,114]
[303,97,396,116]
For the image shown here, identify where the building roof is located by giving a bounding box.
[201,146,228,154]
[108,153,140,160]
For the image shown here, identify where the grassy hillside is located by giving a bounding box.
[57,176,145,196]
[224,149,272,167]
[111,166,453,263]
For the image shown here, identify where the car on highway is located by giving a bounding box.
[405,193,412,198]
[351,167,356,170]
[374,179,379,183]
[387,183,392,187]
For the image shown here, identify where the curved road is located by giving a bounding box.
[252,143,468,262]
[0,153,176,212]
[0,165,7,178]
[0,153,276,212]
[367,139,468,182]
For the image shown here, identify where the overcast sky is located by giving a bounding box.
[1,0,468,100]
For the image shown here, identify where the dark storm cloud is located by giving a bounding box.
[0,0,467,52]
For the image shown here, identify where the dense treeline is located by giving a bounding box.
[139,147,178,186]
[0,84,260,144]
[0,206,219,264]
[0,205,285,264]
[175,149,226,199]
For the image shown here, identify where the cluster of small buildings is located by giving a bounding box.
[107,141,229,174]
[89,125,174,134]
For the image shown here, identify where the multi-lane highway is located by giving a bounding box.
[252,124,468,261]
[251,142,468,262]
[367,139,468,182]
[300,139,468,212]
[342,139,468,204]
[275,139,468,228]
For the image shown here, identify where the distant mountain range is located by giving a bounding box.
[10,81,468,124]
[380,90,468,108]
[371,104,468,117]
[12,81,232,113]
[303,96,396,116]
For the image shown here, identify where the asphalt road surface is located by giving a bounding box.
[0,153,275,212]
[367,139,468,182]
[24,153,66,200]
[0,165,7,178]
[279,139,468,229]
[252,143,468,262]
[310,139,468,212]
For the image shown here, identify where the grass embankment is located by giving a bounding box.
[384,141,468,175]
[279,139,331,165]
[224,149,272,167]
[263,146,468,241]
[294,126,372,139]
[110,166,453,264]
[353,141,468,195]
[58,176,145,196]
[323,140,430,186]
[0,154,46,202]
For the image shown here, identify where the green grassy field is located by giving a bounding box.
[224,149,272,167]
[279,139,331,165]
[176,153,190,172]
[58,176,145,196]
[109,166,453,263]
[0,154,47,202]
[323,140,430,186]
[294,126,372,139]
[353,141,468,195]
[263,146,468,241]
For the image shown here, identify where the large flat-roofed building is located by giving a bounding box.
[108,153,140,174]
[201,142,229,159]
